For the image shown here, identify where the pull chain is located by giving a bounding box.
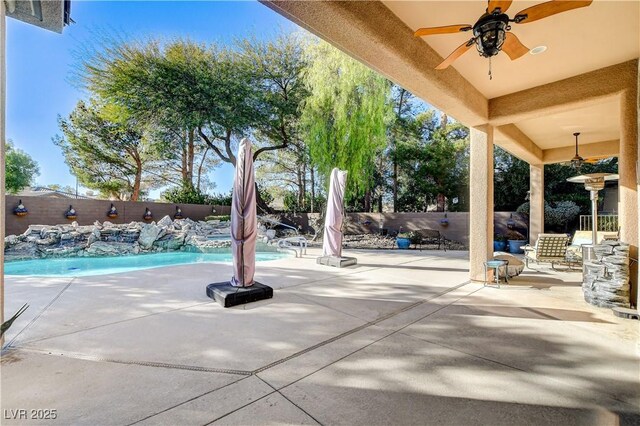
[488,56,492,80]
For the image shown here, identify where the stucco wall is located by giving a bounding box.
[4,195,231,237]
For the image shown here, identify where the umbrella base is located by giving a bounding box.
[206,282,273,308]
[316,255,357,268]
[612,307,639,320]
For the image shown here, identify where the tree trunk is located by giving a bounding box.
[255,182,272,214]
[181,130,188,185]
[297,168,303,209]
[302,162,307,211]
[196,146,210,191]
[310,166,315,213]
[437,193,445,212]
[132,160,142,202]
[186,128,195,186]
[393,160,398,212]
[364,190,372,212]
[378,195,383,213]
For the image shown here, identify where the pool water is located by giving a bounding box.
[4,251,287,277]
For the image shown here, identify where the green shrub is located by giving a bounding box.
[205,215,231,222]
[162,184,209,205]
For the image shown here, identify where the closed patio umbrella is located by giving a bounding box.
[230,138,257,287]
[322,168,348,257]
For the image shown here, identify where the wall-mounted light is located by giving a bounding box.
[507,213,516,229]
[174,206,184,220]
[13,199,28,217]
[107,203,118,219]
[65,205,77,220]
[143,207,153,221]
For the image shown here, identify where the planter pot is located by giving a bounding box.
[508,239,527,254]
[396,237,411,249]
[493,241,507,252]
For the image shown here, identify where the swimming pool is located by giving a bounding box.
[4,251,287,277]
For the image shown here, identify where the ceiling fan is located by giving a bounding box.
[414,0,593,72]
[564,132,603,170]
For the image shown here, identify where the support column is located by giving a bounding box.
[529,163,544,245]
[619,84,638,307]
[469,125,494,281]
[1,2,6,343]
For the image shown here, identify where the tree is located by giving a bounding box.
[5,141,40,194]
[240,33,311,210]
[301,39,391,210]
[395,111,469,212]
[54,99,164,200]
[494,146,530,211]
[76,35,308,212]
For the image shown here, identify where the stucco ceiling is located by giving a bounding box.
[382,0,639,99]
[516,98,620,150]
[381,0,639,159]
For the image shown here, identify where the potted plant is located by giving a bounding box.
[493,233,507,252]
[396,231,412,249]
[506,230,527,254]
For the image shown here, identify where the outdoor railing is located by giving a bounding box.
[579,214,619,232]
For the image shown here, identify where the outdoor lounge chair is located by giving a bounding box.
[565,230,619,263]
[523,233,570,269]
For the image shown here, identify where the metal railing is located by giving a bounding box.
[579,215,619,232]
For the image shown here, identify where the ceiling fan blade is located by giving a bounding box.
[487,0,513,14]
[514,0,593,24]
[414,24,472,37]
[435,39,475,70]
[502,32,529,60]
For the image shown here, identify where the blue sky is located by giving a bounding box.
[6,0,295,197]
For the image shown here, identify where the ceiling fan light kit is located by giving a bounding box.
[413,0,593,75]
[473,12,510,57]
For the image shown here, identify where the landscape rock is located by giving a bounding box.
[157,215,173,228]
[5,242,38,261]
[85,241,140,256]
[138,223,163,249]
[583,241,630,308]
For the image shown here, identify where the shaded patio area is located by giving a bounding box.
[2,248,638,425]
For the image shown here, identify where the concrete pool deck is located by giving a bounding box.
[1,248,639,425]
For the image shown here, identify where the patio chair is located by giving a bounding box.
[565,230,620,263]
[523,233,570,269]
[414,229,448,251]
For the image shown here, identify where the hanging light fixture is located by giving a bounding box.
[570,132,585,171]
[174,206,184,220]
[473,13,509,58]
[65,205,77,220]
[13,199,28,217]
[107,203,118,219]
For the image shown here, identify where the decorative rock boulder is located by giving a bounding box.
[4,218,234,261]
[582,241,630,308]
[138,223,163,249]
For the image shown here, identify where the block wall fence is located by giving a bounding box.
[4,195,526,245]
[282,211,527,245]
[4,195,231,237]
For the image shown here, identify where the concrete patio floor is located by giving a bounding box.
[2,248,639,425]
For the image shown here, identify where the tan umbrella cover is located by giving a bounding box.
[322,168,348,257]
[230,138,257,287]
